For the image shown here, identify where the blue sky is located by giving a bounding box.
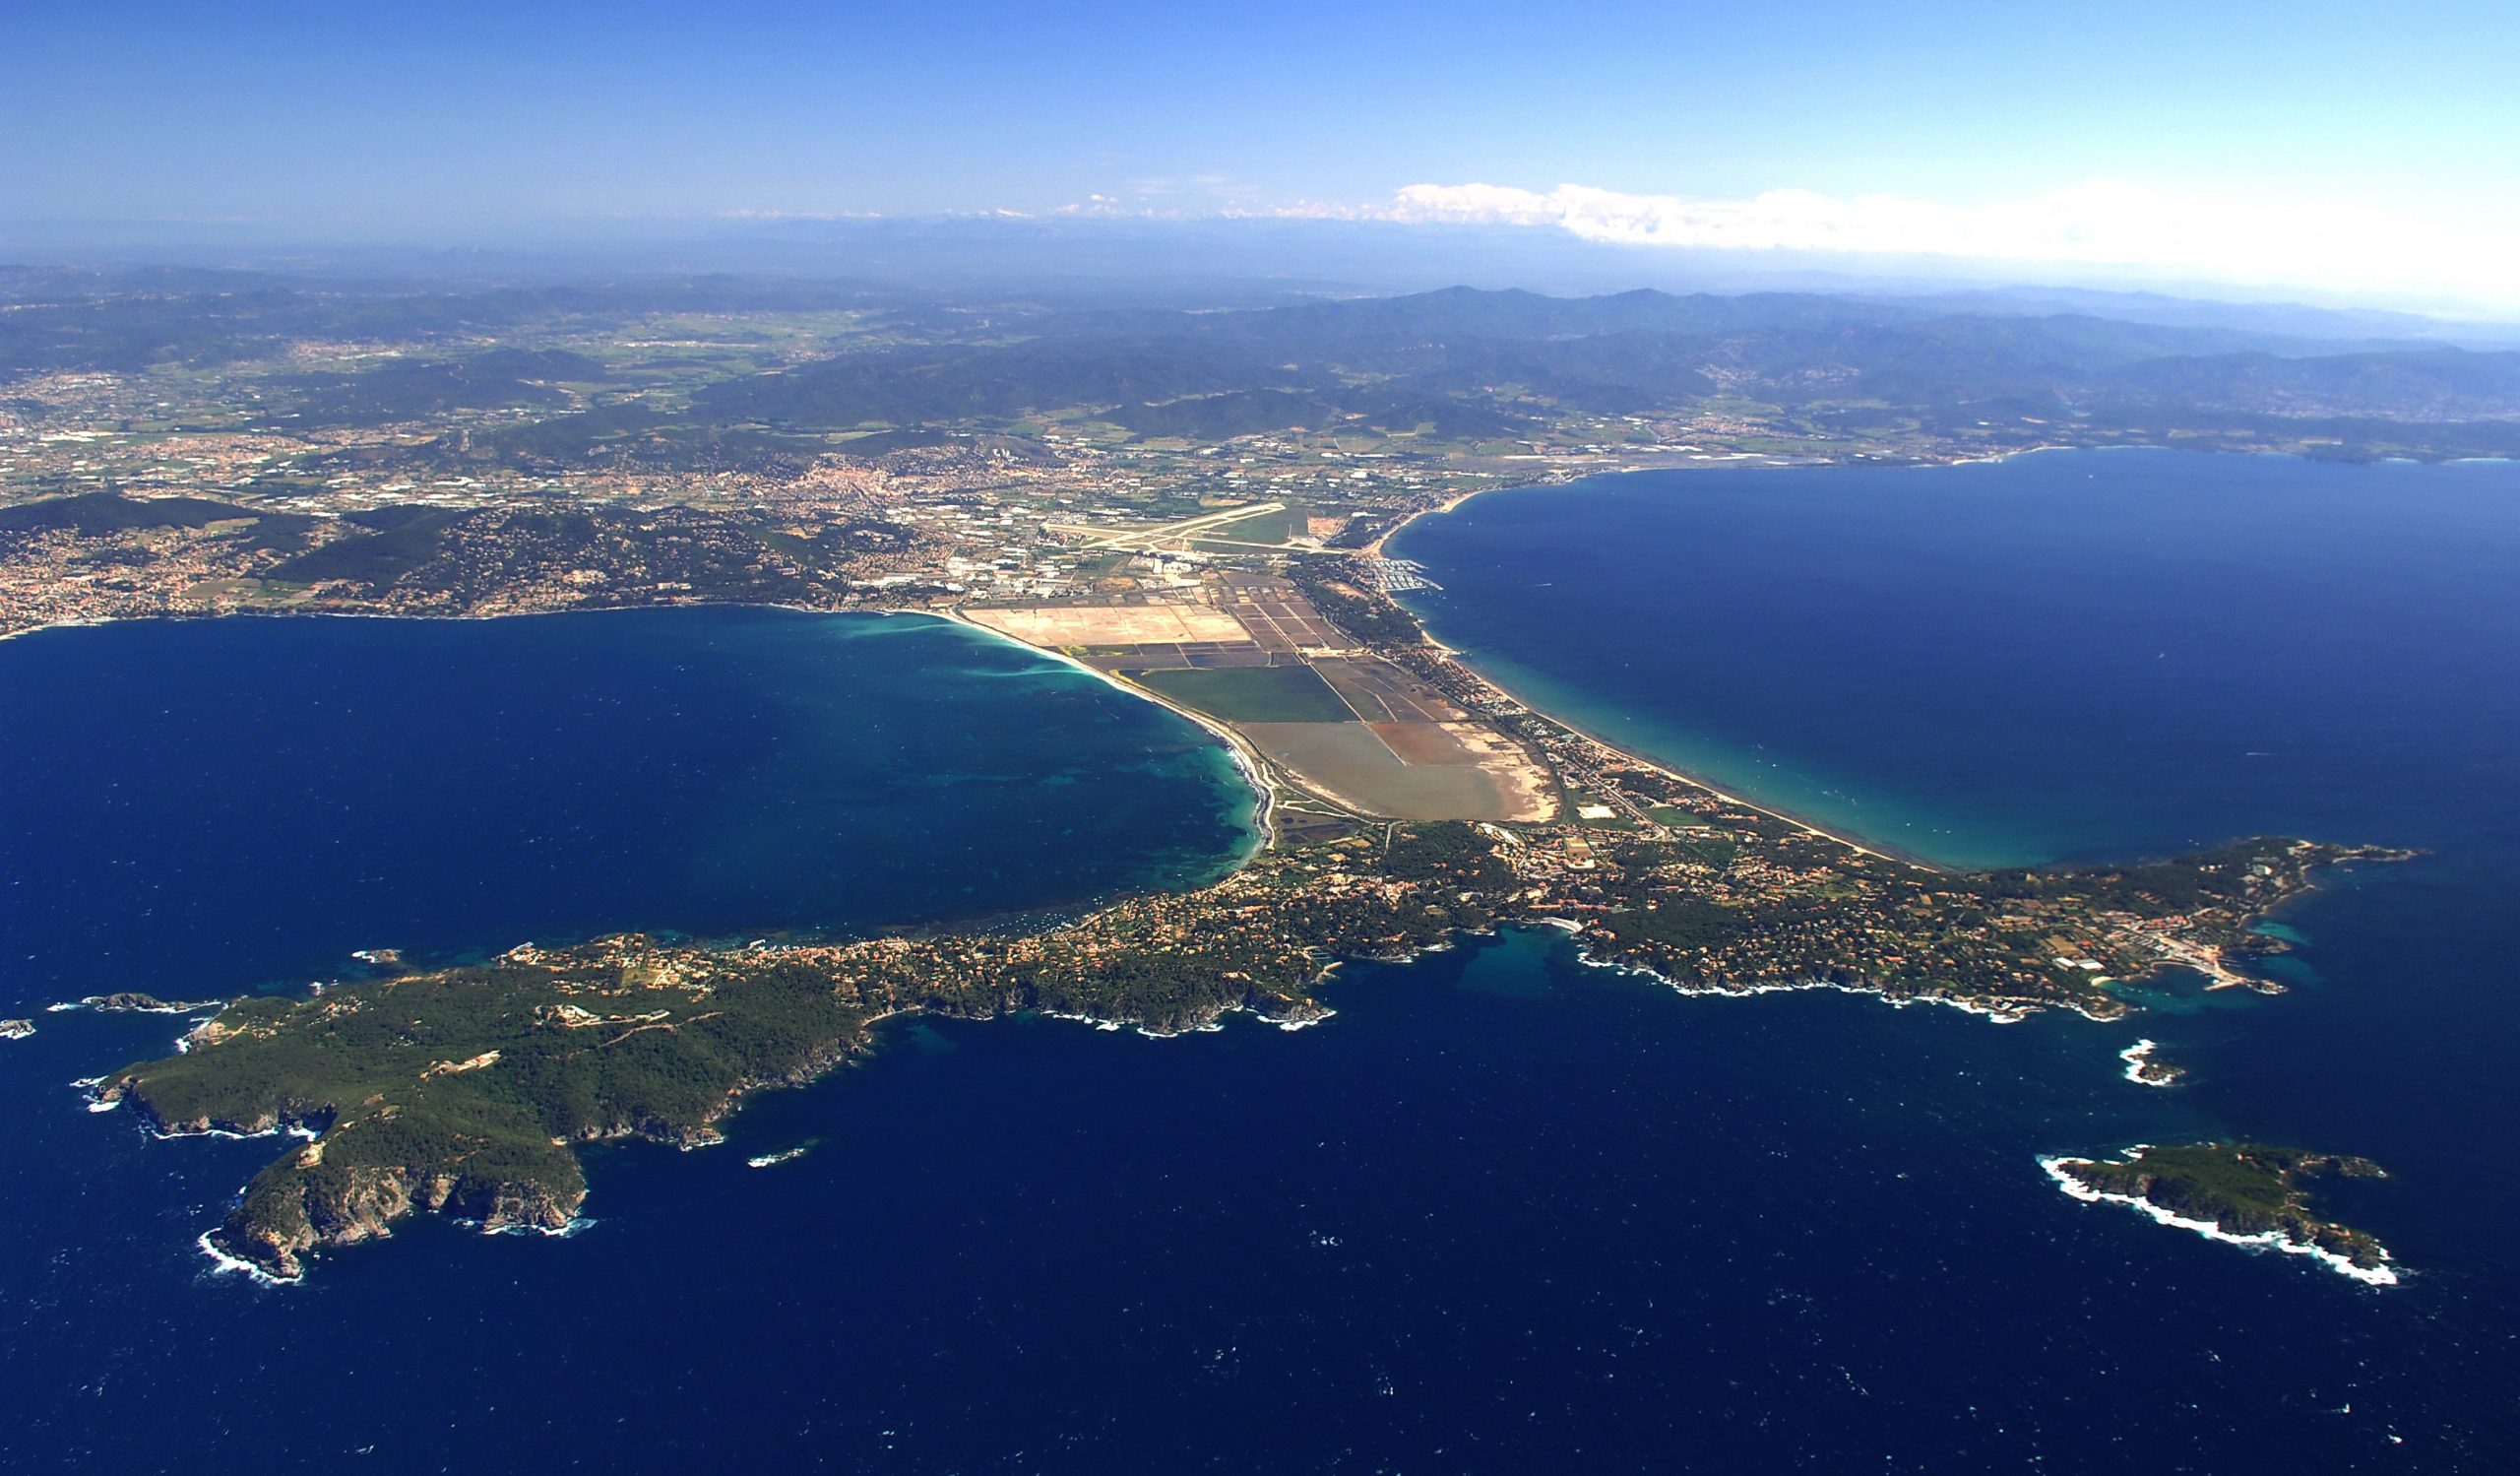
[7,0,2516,306]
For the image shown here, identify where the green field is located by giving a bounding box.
[1189,501,1300,546]
[1133,665,1355,723]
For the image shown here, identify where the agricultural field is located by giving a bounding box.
[1131,664,1356,723]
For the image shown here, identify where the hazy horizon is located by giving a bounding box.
[8,1,2515,316]
[9,216,2520,340]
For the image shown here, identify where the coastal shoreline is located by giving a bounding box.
[64,589,2384,1279]
[2118,1038,2183,1086]
[3,602,1284,864]
[2039,1151,2400,1287]
[0,448,2240,879]
[3,485,2300,896]
[1370,482,1927,867]
[1561,931,2078,1025]
[931,606,1283,854]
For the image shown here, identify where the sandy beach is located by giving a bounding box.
[1368,482,1917,866]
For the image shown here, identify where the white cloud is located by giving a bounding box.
[1369,180,2519,313]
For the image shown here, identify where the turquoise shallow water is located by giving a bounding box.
[1389,448,2520,1456]
[6,459,2520,1470]
[1396,448,2520,869]
[0,606,1257,1011]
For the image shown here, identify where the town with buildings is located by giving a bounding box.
[15,276,2427,1286]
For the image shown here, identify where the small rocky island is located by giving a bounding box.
[1,1019,33,1041]
[78,992,224,1013]
[97,811,2401,1280]
[2044,1142,2397,1284]
[2118,1039,2186,1087]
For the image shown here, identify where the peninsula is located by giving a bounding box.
[11,276,2433,1283]
[95,572,2408,1281]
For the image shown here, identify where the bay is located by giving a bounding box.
[1394,448,2520,1464]
[7,451,2520,1471]
[0,606,1258,1016]
[1395,448,2520,870]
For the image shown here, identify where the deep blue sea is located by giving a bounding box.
[5,452,2518,1471]
[0,607,1256,1008]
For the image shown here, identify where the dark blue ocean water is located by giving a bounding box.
[0,607,1256,1012]
[1398,450,2520,872]
[5,455,2518,1472]
[1392,449,2520,1462]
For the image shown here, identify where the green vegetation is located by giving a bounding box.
[1289,568,1424,647]
[112,940,882,1276]
[274,350,609,428]
[265,504,862,608]
[1104,389,1528,444]
[107,800,2397,1280]
[1378,819,1519,889]
[0,491,254,536]
[1190,500,1300,546]
[462,405,836,475]
[835,426,953,456]
[104,822,1515,1276]
[81,992,216,1012]
[0,492,329,566]
[1133,665,1355,723]
[1596,895,1745,951]
[268,507,467,584]
[9,277,2520,468]
[108,825,1507,1277]
[1108,390,1339,439]
[1977,838,2343,915]
[0,272,883,377]
[18,266,2458,1294]
[2048,1142,2393,1270]
[664,284,2520,459]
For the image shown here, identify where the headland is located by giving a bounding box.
[83,570,2409,1281]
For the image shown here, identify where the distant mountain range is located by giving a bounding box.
[5,270,2516,458]
[695,284,2520,441]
